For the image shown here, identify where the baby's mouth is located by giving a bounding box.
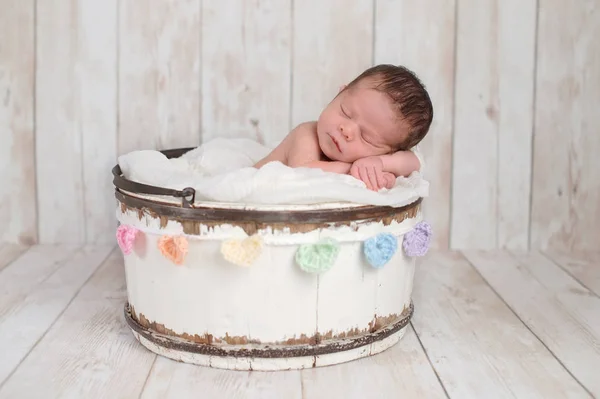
[329,134,342,152]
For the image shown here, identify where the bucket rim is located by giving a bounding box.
[113,147,423,221]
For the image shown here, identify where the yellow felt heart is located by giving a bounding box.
[158,235,188,265]
[220,235,263,267]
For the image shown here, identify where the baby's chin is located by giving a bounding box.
[318,140,342,161]
[319,145,337,161]
[320,146,355,163]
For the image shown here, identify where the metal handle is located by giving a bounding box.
[112,147,197,208]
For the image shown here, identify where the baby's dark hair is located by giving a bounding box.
[346,64,433,150]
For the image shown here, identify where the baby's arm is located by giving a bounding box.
[349,150,420,191]
[299,160,352,174]
[379,151,421,177]
[253,135,290,168]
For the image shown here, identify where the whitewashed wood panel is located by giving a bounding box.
[291,0,373,127]
[530,1,600,252]
[119,0,201,155]
[0,244,79,383]
[36,0,117,244]
[0,0,36,245]
[141,357,302,399]
[201,0,291,148]
[0,243,28,272]
[0,244,78,307]
[451,0,537,249]
[0,249,157,398]
[495,0,537,249]
[0,245,112,385]
[79,1,118,244]
[301,325,447,398]
[374,0,456,249]
[2,0,599,249]
[412,251,589,398]
[544,250,600,296]
[463,249,600,397]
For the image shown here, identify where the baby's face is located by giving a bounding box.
[316,80,407,163]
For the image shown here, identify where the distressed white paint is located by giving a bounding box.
[463,249,600,396]
[452,0,537,250]
[118,200,418,369]
[0,243,28,272]
[300,325,448,398]
[374,0,456,249]
[543,249,600,296]
[2,246,600,396]
[0,0,35,245]
[201,0,291,147]
[79,1,118,244]
[0,245,112,385]
[530,0,600,252]
[376,250,415,320]
[495,0,537,249]
[36,0,117,244]
[0,250,157,399]
[316,243,378,338]
[412,251,590,398]
[142,356,303,398]
[118,0,201,155]
[124,235,320,344]
[0,244,80,383]
[1,1,599,252]
[291,0,373,127]
[116,205,420,245]
[132,326,407,371]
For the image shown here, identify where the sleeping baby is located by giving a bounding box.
[254,64,433,191]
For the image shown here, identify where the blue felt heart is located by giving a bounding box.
[363,233,398,268]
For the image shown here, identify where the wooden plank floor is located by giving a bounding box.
[0,244,598,398]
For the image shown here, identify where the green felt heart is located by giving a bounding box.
[295,238,340,273]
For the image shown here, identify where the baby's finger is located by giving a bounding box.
[383,172,395,189]
[367,167,379,191]
[350,165,361,181]
[374,168,386,189]
[359,168,372,190]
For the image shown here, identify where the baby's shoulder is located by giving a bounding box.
[285,121,317,145]
[292,121,320,145]
[285,121,322,165]
[291,121,317,136]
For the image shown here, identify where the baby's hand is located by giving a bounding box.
[350,156,394,191]
[382,172,396,189]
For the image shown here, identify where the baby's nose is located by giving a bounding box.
[339,123,356,140]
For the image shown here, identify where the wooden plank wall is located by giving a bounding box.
[0,0,598,251]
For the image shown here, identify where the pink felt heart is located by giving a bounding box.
[116,224,140,255]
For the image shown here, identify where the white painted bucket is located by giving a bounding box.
[112,148,428,371]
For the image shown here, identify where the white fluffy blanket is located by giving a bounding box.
[117,138,429,207]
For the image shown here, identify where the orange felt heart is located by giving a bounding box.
[158,235,188,265]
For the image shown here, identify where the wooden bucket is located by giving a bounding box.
[113,148,424,371]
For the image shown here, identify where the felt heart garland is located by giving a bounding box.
[116,224,140,255]
[295,237,340,273]
[221,235,264,267]
[402,221,432,257]
[158,235,189,265]
[363,233,397,268]
[116,220,432,271]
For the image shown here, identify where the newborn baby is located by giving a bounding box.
[254,64,433,191]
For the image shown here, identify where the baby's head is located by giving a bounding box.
[316,64,433,163]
